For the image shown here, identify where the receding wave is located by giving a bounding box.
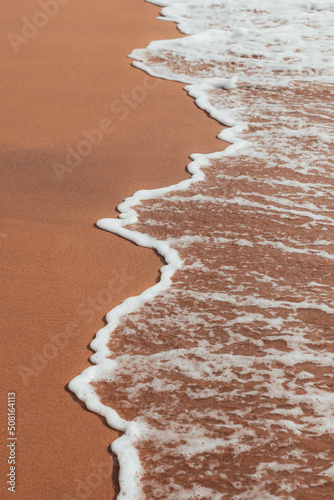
[70,1,334,498]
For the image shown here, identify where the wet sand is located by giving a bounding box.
[86,8,334,498]
[0,0,222,498]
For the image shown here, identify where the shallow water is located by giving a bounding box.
[70,1,334,498]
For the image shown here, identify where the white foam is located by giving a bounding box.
[69,0,334,497]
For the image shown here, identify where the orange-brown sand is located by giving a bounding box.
[0,0,222,498]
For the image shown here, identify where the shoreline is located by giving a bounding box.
[1,0,222,498]
[68,0,334,498]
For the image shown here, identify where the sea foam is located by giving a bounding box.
[69,0,334,498]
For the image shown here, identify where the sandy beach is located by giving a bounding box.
[1,0,222,498]
[60,1,334,498]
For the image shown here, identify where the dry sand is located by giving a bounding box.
[1,0,223,498]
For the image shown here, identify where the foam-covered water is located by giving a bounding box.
[69,1,334,498]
